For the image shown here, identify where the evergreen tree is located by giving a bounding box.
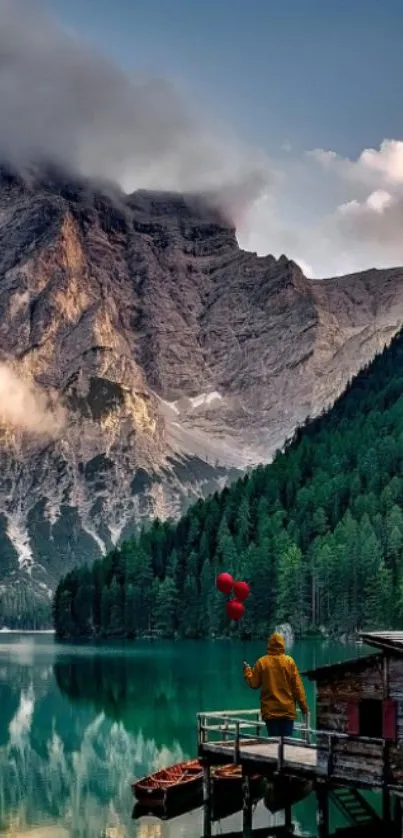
[124,583,137,638]
[154,577,177,636]
[100,585,112,635]
[53,327,403,641]
[276,543,308,634]
[108,577,124,636]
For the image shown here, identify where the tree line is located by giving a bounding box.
[54,329,403,639]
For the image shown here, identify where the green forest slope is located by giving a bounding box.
[54,329,403,639]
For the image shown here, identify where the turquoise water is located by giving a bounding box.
[0,634,371,837]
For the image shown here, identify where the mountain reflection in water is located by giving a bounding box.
[0,635,365,836]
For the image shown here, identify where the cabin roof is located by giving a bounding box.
[359,631,403,653]
[303,652,381,680]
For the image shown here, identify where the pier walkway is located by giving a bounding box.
[196,709,400,837]
[198,708,318,777]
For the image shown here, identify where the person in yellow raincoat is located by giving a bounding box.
[243,632,308,738]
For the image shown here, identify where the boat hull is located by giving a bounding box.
[132,760,265,812]
[211,765,264,807]
[264,776,313,813]
[132,760,203,807]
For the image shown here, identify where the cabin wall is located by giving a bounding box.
[316,659,384,785]
[386,656,403,785]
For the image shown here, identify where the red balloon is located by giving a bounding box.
[216,572,234,595]
[233,580,250,602]
[226,599,245,621]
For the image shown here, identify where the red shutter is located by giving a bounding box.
[347,700,360,735]
[382,699,397,742]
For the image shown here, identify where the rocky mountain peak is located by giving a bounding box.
[1,164,403,624]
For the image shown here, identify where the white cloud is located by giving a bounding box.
[239,140,403,277]
[338,189,394,216]
[0,0,272,209]
[366,189,394,212]
[359,140,403,185]
[0,1,402,279]
[0,363,65,437]
[309,139,403,190]
[333,192,403,251]
[308,148,340,170]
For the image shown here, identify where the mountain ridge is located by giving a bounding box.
[1,164,403,624]
[54,325,403,640]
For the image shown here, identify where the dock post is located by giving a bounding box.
[383,787,391,823]
[242,771,253,838]
[284,800,293,832]
[202,762,212,838]
[393,794,402,836]
[317,783,329,838]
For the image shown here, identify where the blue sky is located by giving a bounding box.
[48,0,403,159]
[25,0,403,275]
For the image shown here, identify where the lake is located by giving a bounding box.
[0,634,372,837]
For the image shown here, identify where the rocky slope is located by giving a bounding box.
[1,163,403,623]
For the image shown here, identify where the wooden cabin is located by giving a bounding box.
[304,632,403,790]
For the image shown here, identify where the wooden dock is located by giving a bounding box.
[198,708,317,777]
[194,635,403,836]
[196,709,403,837]
[200,738,318,775]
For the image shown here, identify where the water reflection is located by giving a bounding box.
[0,646,187,836]
[54,650,201,754]
[0,636,364,837]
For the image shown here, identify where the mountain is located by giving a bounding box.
[55,327,403,640]
[1,163,403,624]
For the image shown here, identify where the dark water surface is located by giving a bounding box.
[0,634,371,837]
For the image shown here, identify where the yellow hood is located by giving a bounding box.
[267,632,285,655]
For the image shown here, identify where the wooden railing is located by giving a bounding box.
[198,707,311,740]
[197,708,385,777]
[197,707,313,771]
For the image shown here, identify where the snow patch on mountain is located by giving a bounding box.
[109,522,125,546]
[161,390,223,416]
[188,391,223,409]
[81,523,106,556]
[6,513,34,571]
[38,582,54,600]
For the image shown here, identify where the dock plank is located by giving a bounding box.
[200,829,294,838]
[200,739,318,774]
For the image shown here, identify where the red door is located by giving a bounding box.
[382,699,397,742]
[347,700,360,735]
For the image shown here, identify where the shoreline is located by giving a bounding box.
[0,628,55,634]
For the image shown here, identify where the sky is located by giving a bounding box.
[3,0,403,277]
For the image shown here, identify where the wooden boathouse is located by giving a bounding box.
[197,631,403,837]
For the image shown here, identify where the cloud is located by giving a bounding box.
[305,143,403,272]
[331,190,403,260]
[337,188,394,220]
[239,140,403,278]
[309,139,403,189]
[235,191,317,276]
[0,0,271,208]
[0,363,65,437]
[359,140,403,185]
[0,1,402,278]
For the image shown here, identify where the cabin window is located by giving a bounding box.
[347,698,397,741]
[359,699,383,738]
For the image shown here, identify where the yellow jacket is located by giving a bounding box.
[244,632,308,720]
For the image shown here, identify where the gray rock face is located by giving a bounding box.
[0,164,403,623]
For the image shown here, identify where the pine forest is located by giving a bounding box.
[53,329,403,640]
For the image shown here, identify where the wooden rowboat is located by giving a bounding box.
[132,759,265,810]
[211,764,264,799]
[132,759,203,806]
